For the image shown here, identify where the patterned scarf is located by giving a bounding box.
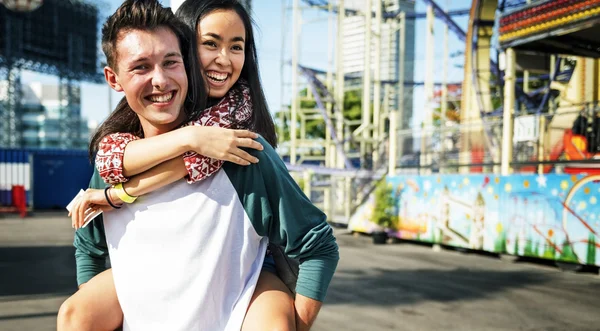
[194,78,253,129]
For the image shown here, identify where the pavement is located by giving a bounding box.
[0,213,77,331]
[1,212,600,331]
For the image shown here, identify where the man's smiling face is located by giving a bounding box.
[104,27,188,136]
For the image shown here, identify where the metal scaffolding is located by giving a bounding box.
[58,77,81,149]
[282,0,424,222]
[0,0,101,149]
[1,66,22,147]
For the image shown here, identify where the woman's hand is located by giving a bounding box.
[69,188,122,229]
[186,126,264,165]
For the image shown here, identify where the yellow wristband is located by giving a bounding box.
[113,183,137,204]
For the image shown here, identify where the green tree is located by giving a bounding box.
[276,89,364,142]
[494,230,507,254]
[524,238,534,257]
[372,180,398,230]
[559,240,578,263]
[542,242,556,260]
[587,233,596,265]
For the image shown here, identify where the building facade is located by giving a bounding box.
[342,0,416,130]
[0,81,92,149]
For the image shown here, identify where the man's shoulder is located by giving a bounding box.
[222,136,289,191]
[250,136,280,162]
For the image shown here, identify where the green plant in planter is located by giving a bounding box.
[372,180,399,231]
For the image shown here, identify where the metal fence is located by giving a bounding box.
[392,102,600,174]
[394,119,504,174]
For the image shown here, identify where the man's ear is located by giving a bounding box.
[104,66,123,92]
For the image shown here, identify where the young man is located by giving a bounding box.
[64,1,339,330]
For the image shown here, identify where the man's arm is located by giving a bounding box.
[223,137,339,329]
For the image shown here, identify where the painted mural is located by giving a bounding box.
[348,174,600,267]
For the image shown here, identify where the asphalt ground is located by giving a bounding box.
[1,213,599,331]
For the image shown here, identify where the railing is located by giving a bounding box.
[393,119,504,174]
[390,103,600,175]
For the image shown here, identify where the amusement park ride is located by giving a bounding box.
[282,0,600,223]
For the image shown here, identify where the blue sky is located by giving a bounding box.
[21,0,471,129]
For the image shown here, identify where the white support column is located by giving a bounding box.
[303,170,313,200]
[441,9,449,173]
[326,1,335,168]
[324,1,334,215]
[501,48,516,175]
[395,11,406,170]
[361,0,372,168]
[372,1,382,167]
[344,176,352,221]
[421,5,435,174]
[291,0,301,165]
[389,105,397,176]
[336,0,345,169]
[537,115,546,175]
[279,0,287,147]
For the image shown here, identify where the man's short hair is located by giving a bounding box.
[101,0,189,70]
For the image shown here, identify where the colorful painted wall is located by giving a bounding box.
[348,174,600,267]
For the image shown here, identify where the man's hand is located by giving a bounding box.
[294,294,322,331]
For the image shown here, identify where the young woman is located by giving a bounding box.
[59,1,299,330]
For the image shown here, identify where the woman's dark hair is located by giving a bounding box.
[89,0,207,160]
[176,0,277,147]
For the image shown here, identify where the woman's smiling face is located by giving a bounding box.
[197,9,246,98]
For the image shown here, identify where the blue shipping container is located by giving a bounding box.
[32,150,93,210]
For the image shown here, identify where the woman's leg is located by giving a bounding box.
[242,270,296,331]
[57,269,123,331]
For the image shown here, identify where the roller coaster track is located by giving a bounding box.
[297,65,355,169]
[300,0,470,20]
[296,65,389,209]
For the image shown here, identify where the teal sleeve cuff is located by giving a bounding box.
[295,253,340,301]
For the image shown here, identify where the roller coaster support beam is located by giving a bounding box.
[291,0,301,165]
[441,6,449,173]
[419,0,466,42]
[325,2,336,170]
[372,0,382,167]
[360,0,373,168]
[301,0,469,20]
[501,48,515,175]
[298,66,354,169]
[390,11,407,176]
[324,0,334,218]
[279,1,287,150]
[421,4,435,175]
[335,0,346,169]
[388,112,398,175]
